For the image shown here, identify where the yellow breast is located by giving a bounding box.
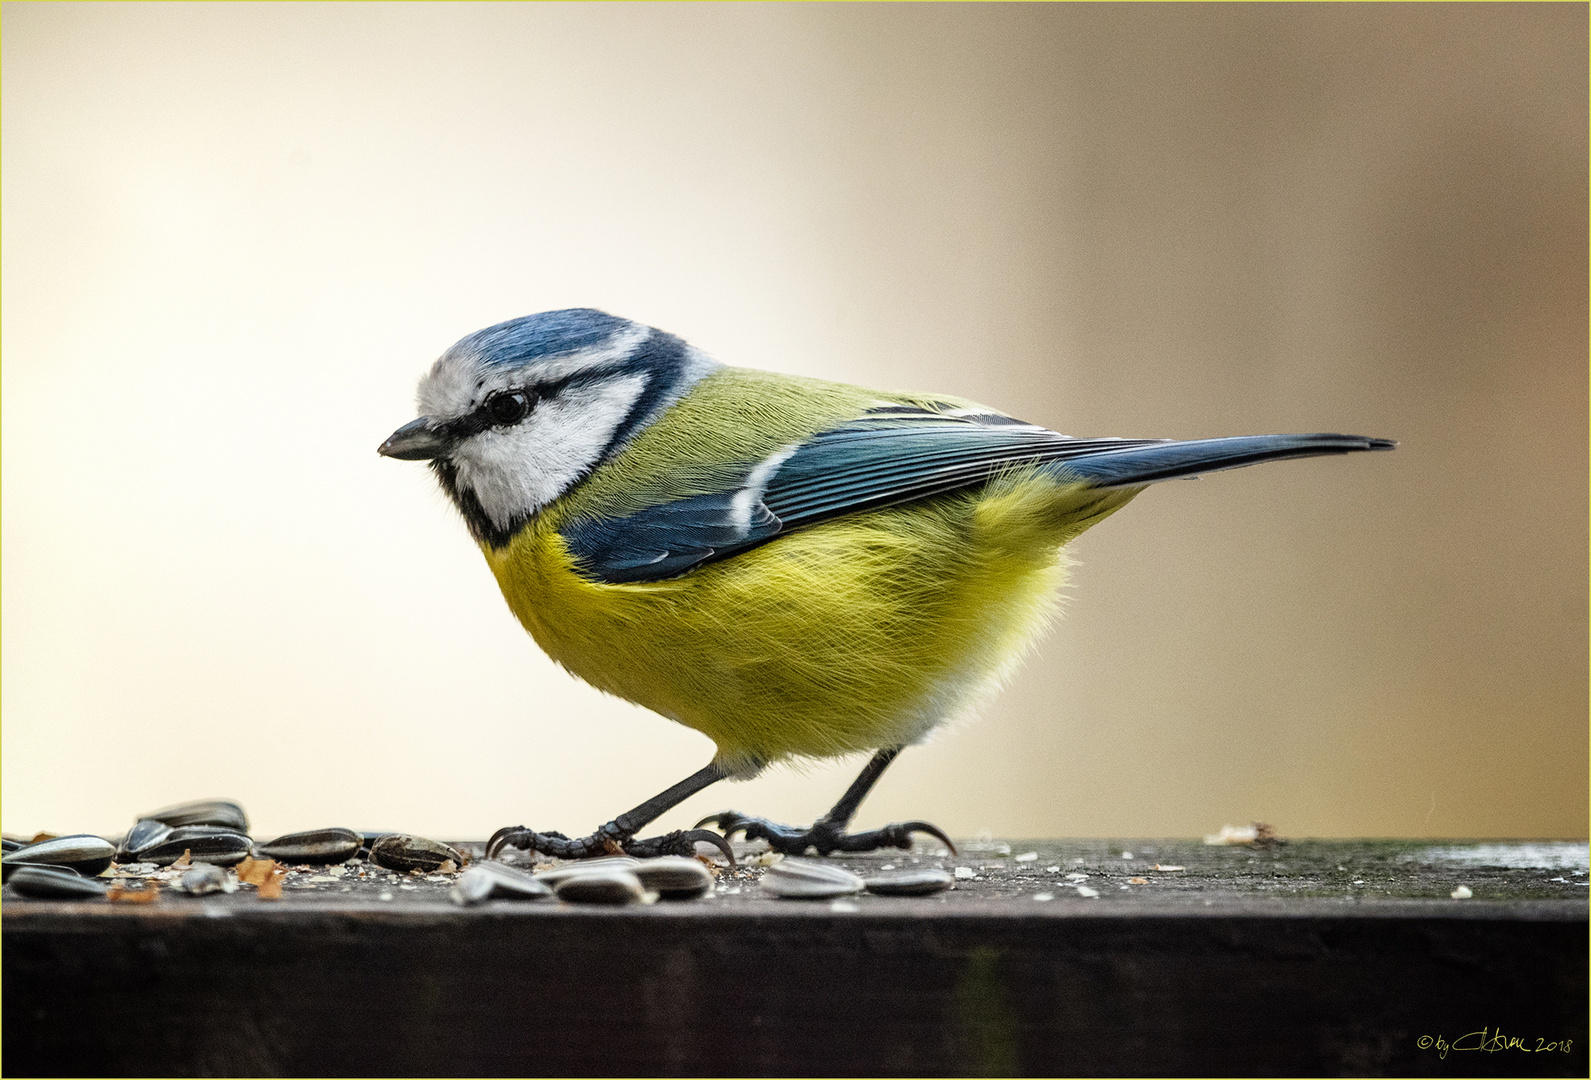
[482,469,1136,775]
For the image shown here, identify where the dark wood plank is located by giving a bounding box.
[5,839,1585,1076]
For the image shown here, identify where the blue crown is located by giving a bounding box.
[452,308,635,370]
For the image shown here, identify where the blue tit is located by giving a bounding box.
[379,308,1393,860]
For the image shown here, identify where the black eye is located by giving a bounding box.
[486,391,530,426]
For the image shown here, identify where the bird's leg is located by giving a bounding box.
[697,747,956,856]
[486,763,735,863]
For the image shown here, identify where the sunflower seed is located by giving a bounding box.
[7,865,108,899]
[450,862,554,905]
[2,838,26,854]
[552,869,652,905]
[118,818,174,861]
[254,828,362,865]
[530,856,640,886]
[761,858,864,900]
[368,834,466,873]
[1,834,115,880]
[141,799,249,832]
[631,856,713,899]
[138,828,252,867]
[863,868,954,896]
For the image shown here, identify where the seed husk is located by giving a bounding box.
[1,834,116,880]
[552,869,652,905]
[451,862,554,905]
[368,834,466,874]
[863,868,954,896]
[141,799,249,833]
[138,828,252,867]
[530,855,640,886]
[254,828,362,865]
[6,865,108,900]
[177,863,234,895]
[761,858,864,900]
[118,818,175,861]
[630,856,713,899]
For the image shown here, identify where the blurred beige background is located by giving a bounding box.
[3,3,1585,843]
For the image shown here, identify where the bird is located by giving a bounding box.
[379,308,1393,862]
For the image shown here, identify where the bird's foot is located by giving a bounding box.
[695,810,956,856]
[485,823,735,863]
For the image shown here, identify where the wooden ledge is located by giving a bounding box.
[5,839,1585,1076]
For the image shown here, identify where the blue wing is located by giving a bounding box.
[561,405,1392,584]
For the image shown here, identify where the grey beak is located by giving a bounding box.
[378,417,448,460]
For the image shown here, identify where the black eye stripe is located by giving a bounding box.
[434,370,601,442]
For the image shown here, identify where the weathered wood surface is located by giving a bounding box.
[5,839,1586,1077]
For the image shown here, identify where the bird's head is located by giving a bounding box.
[380,308,718,547]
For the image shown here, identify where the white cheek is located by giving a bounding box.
[452,374,648,528]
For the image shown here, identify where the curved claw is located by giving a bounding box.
[894,820,957,856]
[486,825,531,861]
[677,828,736,865]
[694,810,752,838]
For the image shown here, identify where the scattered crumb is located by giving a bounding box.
[1153,864,1185,872]
[953,866,977,880]
[743,851,784,868]
[1075,885,1099,898]
[257,869,285,900]
[235,856,283,886]
[378,891,394,901]
[1121,852,1134,860]
[1451,885,1473,899]
[1044,865,1060,874]
[169,849,193,870]
[1204,824,1260,846]
[437,859,457,874]
[1033,892,1054,902]
[879,864,896,871]
[829,900,858,913]
[1129,877,1148,885]
[327,865,346,878]
[1014,851,1038,863]
[1205,822,1281,846]
[1065,872,1087,882]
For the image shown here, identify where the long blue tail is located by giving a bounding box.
[1050,433,1396,488]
